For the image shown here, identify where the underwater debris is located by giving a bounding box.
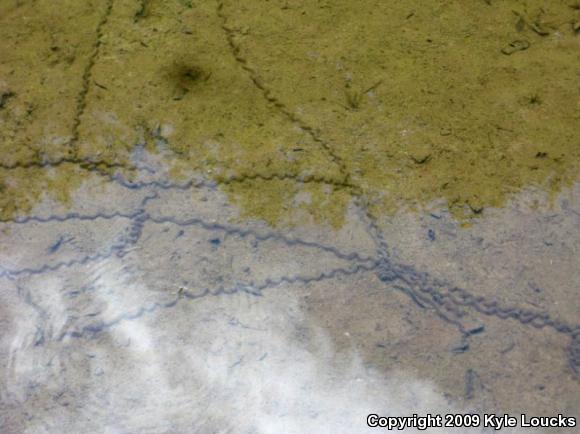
[167,62,211,100]
[501,39,530,55]
[0,91,15,109]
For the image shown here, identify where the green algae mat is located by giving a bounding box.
[1,0,579,225]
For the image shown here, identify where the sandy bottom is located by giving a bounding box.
[0,165,578,433]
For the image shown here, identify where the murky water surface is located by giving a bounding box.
[1,1,579,433]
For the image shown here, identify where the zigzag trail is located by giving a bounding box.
[68,0,114,153]
[216,2,349,179]
[56,261,380,342]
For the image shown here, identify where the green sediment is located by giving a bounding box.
[1,0,578,226]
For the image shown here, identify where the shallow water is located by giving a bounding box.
[1,1,579,433]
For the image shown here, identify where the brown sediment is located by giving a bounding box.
[1,0,578,226]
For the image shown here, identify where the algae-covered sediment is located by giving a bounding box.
[1,0,579,226]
